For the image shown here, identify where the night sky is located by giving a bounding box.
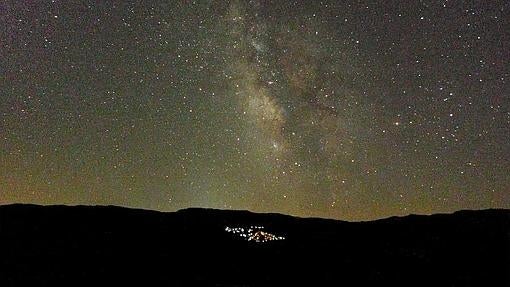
[1,1,508,220]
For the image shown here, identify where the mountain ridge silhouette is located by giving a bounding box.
[0,204,508,286]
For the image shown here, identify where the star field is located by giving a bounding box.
[1,0,508,220]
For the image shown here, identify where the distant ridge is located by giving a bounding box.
[3,203,508,222]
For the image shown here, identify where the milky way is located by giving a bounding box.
[1,1,508,220]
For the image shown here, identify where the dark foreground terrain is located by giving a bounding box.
[0,204,508,286]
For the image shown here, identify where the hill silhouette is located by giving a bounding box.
[0,204,508,286]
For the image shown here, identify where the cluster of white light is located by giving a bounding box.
[224,225,285,243]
